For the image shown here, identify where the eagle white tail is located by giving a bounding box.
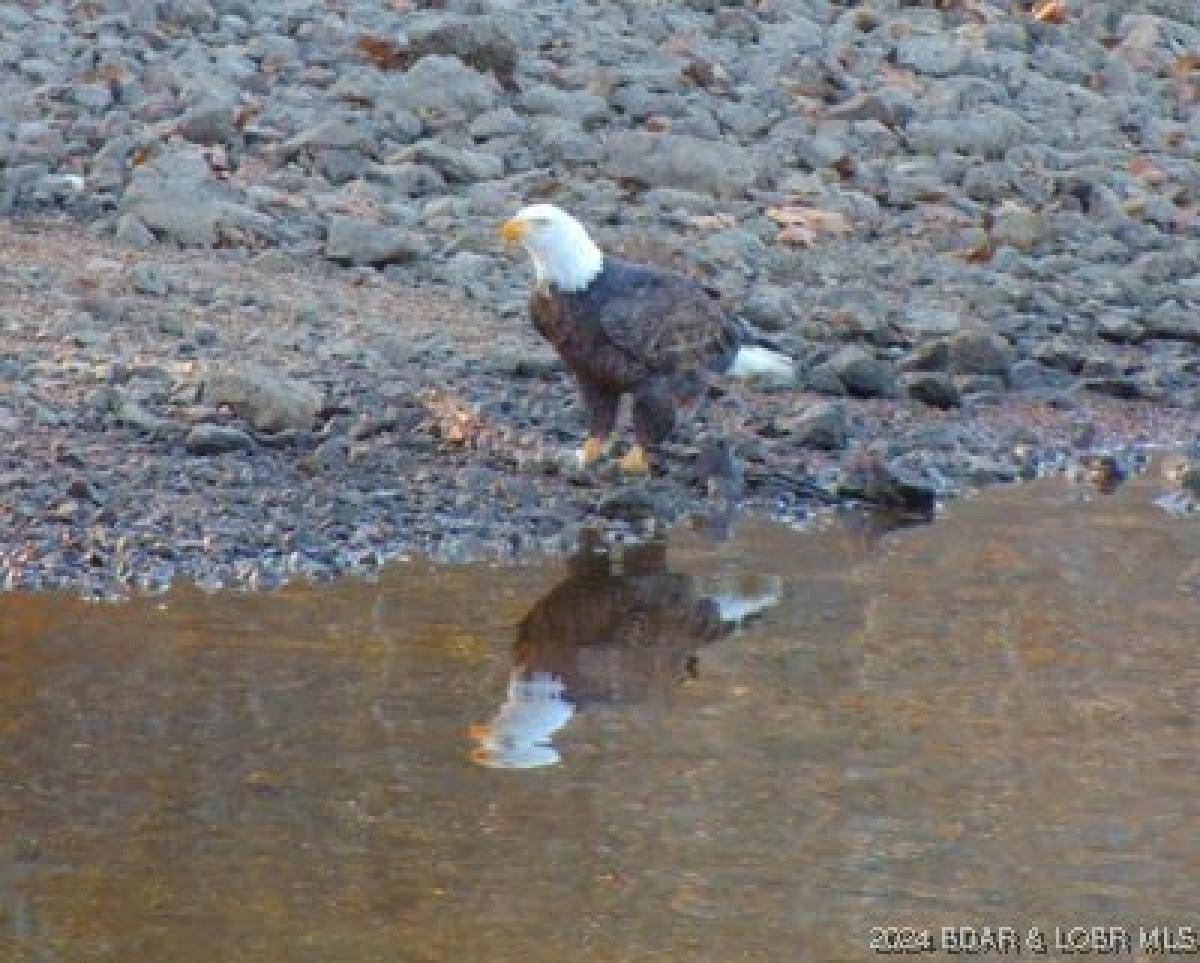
[728,344,795,382]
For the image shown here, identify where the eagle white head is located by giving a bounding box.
[500,203,604,292]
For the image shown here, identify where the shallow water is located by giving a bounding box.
[2,471,1199,961]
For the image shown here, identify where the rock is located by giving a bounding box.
[900,371,961,409]
[948,330,1014,378]
[406,13,519,77]
[177,96,238,145]
[106,393,179,436]
[520,86,609,128]
[469,107,526,140]
[203,364,324,433]
[603,132,756,198]
[901,304,962,337]
[1007,360,1076,391]
[825,346,899,399]
[382,55,499,119]
[837,452,938,513]
[281,117,382,160]
[1099,312,1142,343]
[115,214,156,248]
[828,90,915,127]
[1033,338,1086,373]
[120,155,274,248]
[185,424,256,455]
[739,286,793,332]
[373,162,446,197]
[1144,303,1200,344]
[792,402,849,451]
[803,362,848,396]
[392,140,504,183]
[990,203,1043,250]
[893,37,965,77]
[907,106,1029,157]
[130,262,170,296]
[325,216,430,267]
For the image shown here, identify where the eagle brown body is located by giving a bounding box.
[530,258,741,457]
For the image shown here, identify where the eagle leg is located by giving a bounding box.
[619,383,676,475]
[617,444,650,475]
[576,378,620,468]
[631,383,676,446]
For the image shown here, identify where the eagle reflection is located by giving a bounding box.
[470,532,781,769]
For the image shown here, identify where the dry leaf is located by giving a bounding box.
[878,62,925,95]
[1128,156,1168,186]
[1032,0,1067,24]
[355,34,409,71]
[234,102,263,131]
[775,224,817,247]
[766,205,851,232]
[768,204,851,247]
[1170,53,1200,78]
[963,243,994,264]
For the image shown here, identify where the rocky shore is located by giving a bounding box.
[1,0,1198,596]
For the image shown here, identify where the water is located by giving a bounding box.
[2,471,1198,961]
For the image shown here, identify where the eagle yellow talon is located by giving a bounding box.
[617,445,650,475]
[577,436,609,468]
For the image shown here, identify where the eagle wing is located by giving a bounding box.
[591,261,740,377]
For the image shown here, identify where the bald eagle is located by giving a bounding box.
[500,204,794,474]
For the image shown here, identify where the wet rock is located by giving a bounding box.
[203,364,324,433]
[837,452,938,514]
[603,132,756,198]
[325,216,430,267]
[185,424,256,455]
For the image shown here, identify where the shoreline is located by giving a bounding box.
[1,217,1195,599]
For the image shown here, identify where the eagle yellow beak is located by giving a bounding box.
[499,217,527,245]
